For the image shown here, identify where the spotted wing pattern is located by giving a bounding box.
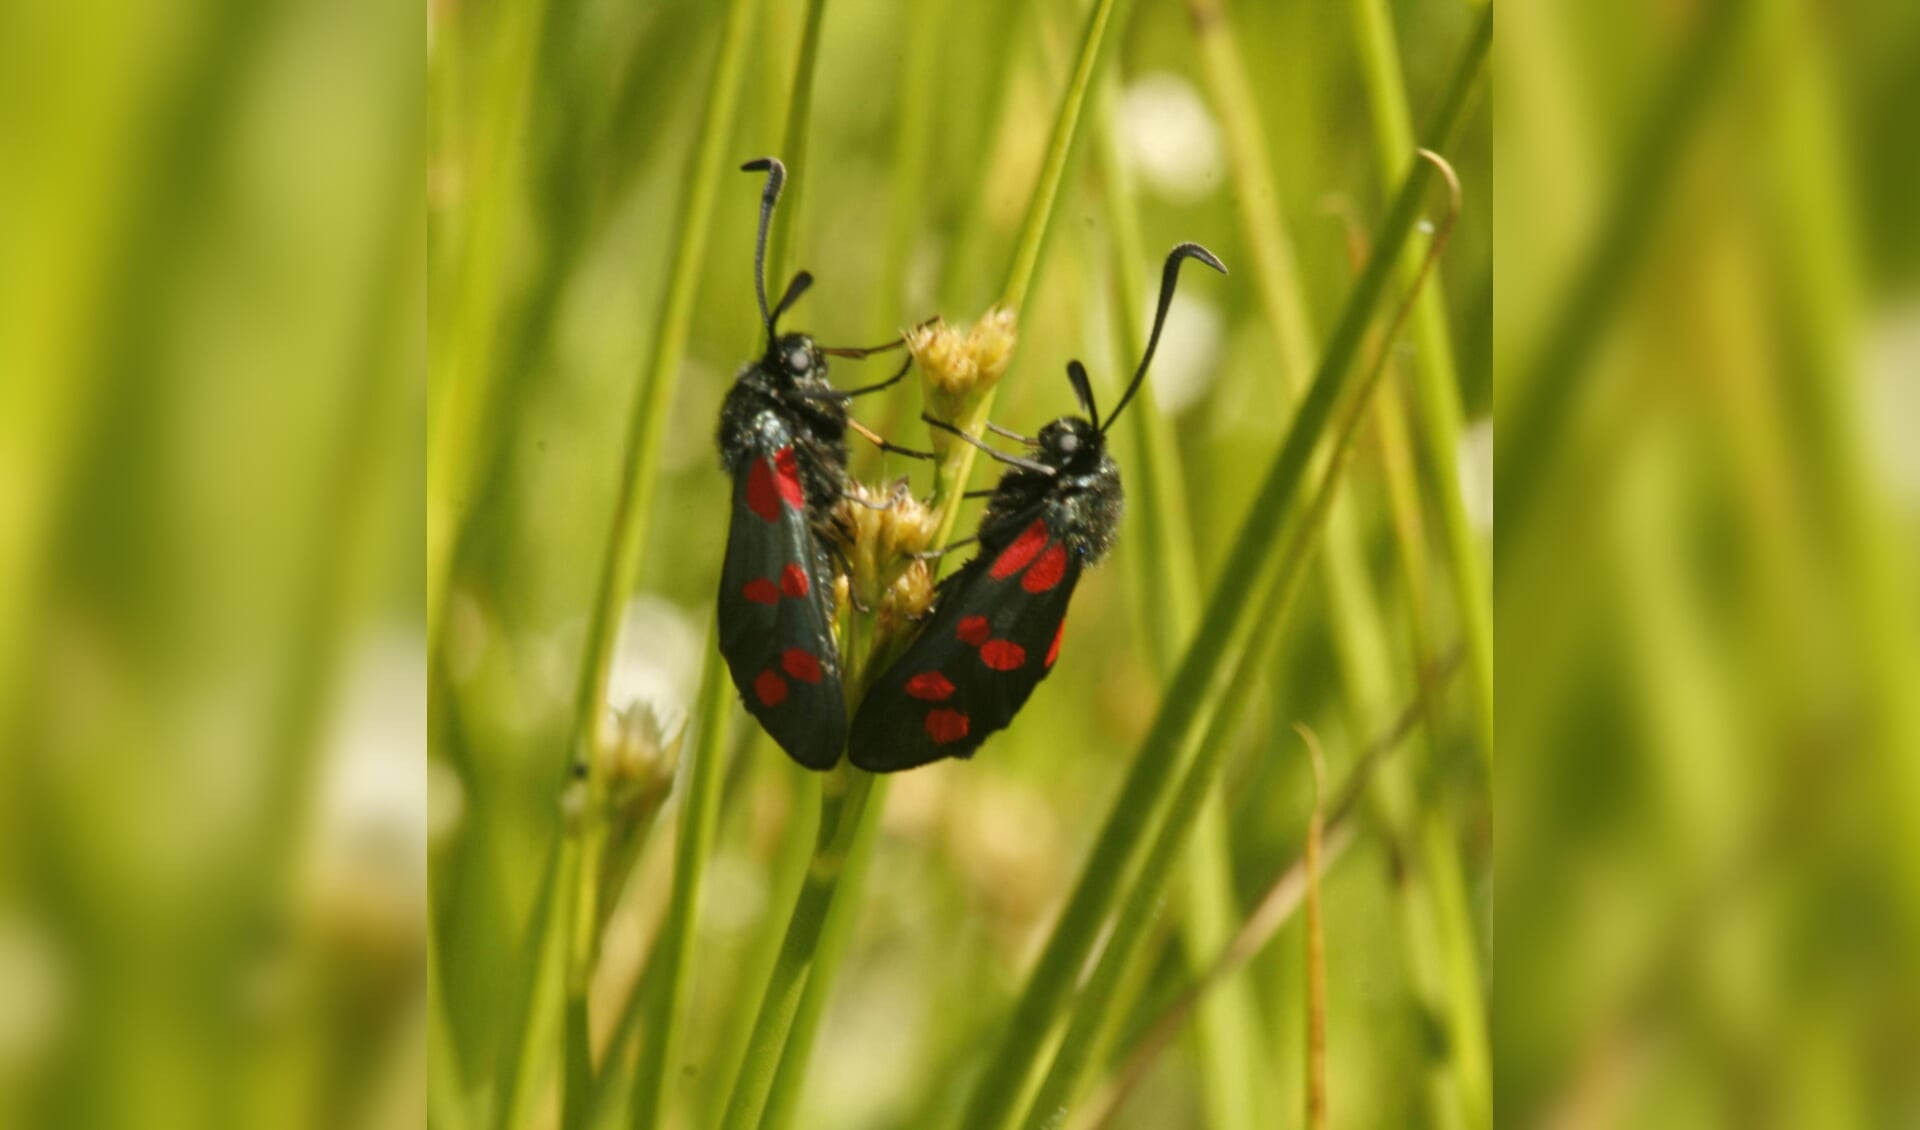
[849,518,1081,772]
[718,429,846,769]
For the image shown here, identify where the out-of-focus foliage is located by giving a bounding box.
[0,0,423,1127]
[1496,0,1920,1122]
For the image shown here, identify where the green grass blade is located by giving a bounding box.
[756,775,892,1130]
[1350,0,1495,768]
[1347,0,1493,1121]
[1017,145,1466,1130]
[956,17,1488,1125]
[719,767,878,1130]
[627,639,734,1128]
[1090,75,1263,1130]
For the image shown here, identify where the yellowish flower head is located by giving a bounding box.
[834,479,939,628]
[909,307,1018,447]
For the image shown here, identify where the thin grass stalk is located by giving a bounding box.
[1091,77,1263,1130]
[1370,370,1484,1130]
[719,765,877,1130]
[1017,152,1461,1128]
[856,0,946,482]
[430,929,475,1130]
[548,0,757,1121]
[699,757,819,1125]
[957,21,1488,1124]
[764,0,828,284]
[1299,727,1328,1130]
[1347,5,1495,1118]
[756,774,892,1130]
[931,0,1132,533]
[627,640,734,1128]
[496,836,582,1130]
[1350,0,1495,766]
[427,0,547,651]
[1182,0,1397,777]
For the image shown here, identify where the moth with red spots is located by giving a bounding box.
[717,158,923,769]
[849,243,1227,771]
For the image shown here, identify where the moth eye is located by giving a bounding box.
[788,348,812,374]
[1057,432,1079,455]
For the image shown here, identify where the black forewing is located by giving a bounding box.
[717,429,846,769]
[849,523,1082,772]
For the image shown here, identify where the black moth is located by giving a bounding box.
[849,243,1227,772]
[715,157,917,770]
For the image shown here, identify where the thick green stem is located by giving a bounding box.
[719,766,877,1130]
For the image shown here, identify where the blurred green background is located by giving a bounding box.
[3,0,1917,1127]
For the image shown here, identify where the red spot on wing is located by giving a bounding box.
[746,459,781,521]
[1046,622,1064,667]
[957,616,992,646]
[925,708,970,744]
[781,648,823,684]
[990,520,1050,580]
[1022,544,1069,593]
[743,578,781,605]
[755,669,788,706]
[773,447,806,510]
[979,640,1027,671]
[905,671,955,701]
[781,563,810,597]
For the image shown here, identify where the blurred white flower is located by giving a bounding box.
[1144,290,1225,417]
[605,595,701,737]
[1458,416,1494,534]
[0,912,65,1074]
[1864,303,1920,510]
[1121,73,1224,203]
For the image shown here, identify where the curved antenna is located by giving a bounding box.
[1101,242,1227,433]
[740,157,787,338]
[1066,360,1100,428]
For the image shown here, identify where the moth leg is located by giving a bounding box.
[849,418,935,461]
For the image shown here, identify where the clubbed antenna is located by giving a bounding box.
[1066,360,1100,428]
[740,157,787,338]
[1101,242,1228,433]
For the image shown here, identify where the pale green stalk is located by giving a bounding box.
[1090,75,1263,1130]
[627,641,734,1128]
[1348,0,1494,1120]
[764,0,828,284]
[496,837,582,1130]
[547,0,758,1122]
[1350,0,1495,767]
[957,18,1489,1126]
[931,0,1133,531]
[1182,0,1396,779]
[719,765,877,1130]
[756,774,892,1130]
[427,0,547,651]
